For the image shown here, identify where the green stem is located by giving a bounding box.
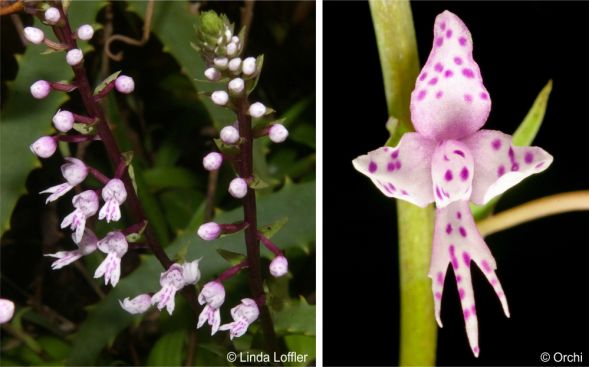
[369,1,437,365]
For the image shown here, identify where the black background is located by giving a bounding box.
[323,1,589,366]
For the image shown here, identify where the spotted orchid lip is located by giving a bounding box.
[352,10,553,357]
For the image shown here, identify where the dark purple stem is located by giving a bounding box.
[122,220,148,236]
[235,97,279,354]
[57,134,98,143]
[256,232,283,257]
[71,112,95,124]
[50,81,77,92]
[51,1,199,313]
[217,261,249,282]
[219,221,248,235]
[94,81,115,101]
[86,166,110,185]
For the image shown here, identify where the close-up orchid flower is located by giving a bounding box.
[353,11,553,357]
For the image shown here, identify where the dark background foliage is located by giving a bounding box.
[1,1,315,365]
[323,1,588,366]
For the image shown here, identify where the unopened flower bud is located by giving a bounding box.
[61,157,88,185]
[120,294,151,315]
[204,67,221,81]
[24,27,44,45]
[203,152,223,171]
[44,7,61,25]
[0,299,15,324]
[269,124,289,143]
[115,75,135,94]
[77,24,94,41]
[231,36,240,44]
[30,136,57,158]
[248,102,266,118]
[52,110,75,132]
[269,255,288,277]
[226,42,238,56]
[242,57,256,76]
[211,90,229,106]
[228,58,241,73]
[66,48,84,66]
[228,177,248,199]
[214,57,228,70]
[220,126,240,144]
[197,222,221,241]
[30,80,51,99]
[228,78,244,95]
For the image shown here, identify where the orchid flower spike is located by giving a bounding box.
[197,281,226,335]
[352,11,553,357]
[40,157,88,203]
[120,294,152,315]
[0,299,15,324]
[61,190,99,243]
[98,178,127,223]
[94,231,128,287]
[45,229,98,270]
[219,298,259,340]
[151,264,185,315]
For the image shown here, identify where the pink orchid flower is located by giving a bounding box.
[45,229,98,270]
[219,298,259,340]
[353,10,553,356]
[151,264,185,315]
[197,281,226,335]
[94,231,128,287]
[60,190,99,243]
[39,157,88,203]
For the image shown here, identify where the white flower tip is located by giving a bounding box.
[228,78,244,95]
[213,57,229,69]
[228,177,248,199]
[77,24,94,41]
[24,27,44,45]
[30,136,57,158]
[182,259,201,285]
[231,36,240,44]
[248,102,266,118]
[269,256,288,277]
[242,57,256,76]
[115,75,135,94]
[220,126,240,144]
[204,67,221,81]
[228,58,242,73]
[44,7,61,24]
[66,48,84,66]
[52,110,75,132]
[30,80,51,99]
[0,299,15,324]
[197,222,221,241]
[203,152,223,171]
[269,124,289,143]
[211,90,229,106]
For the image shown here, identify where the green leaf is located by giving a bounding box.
[472,80,553,220]
[68,181,315,365]
[272,298,315,336]
[142,166,202,191]
[247,55,265,95]
[284,335,316,367]
[258,217,288,239]
[146,329,186,366]
[216,249,246,265]
[0,1,104,233]
[72,122,97,135]
[249,175,270,190]
[93,70,121,95]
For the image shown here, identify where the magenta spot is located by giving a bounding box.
[387,183,396,192]
[435,291,442,300]
[508,147,515,159]
[453,56,463,65]
[460,167,469,181]
[395,161,402,170]
[434,63,444,72]
[456,211,462,219]
[444,169,453,181]
[535,162,545,169]
[491,278,498,286]
[462,251,471,266]
[401,189,408,196]
[419,72,428,81]
[443,155,449,161]
[471,305,476,315]
[446,29,453,38]
[453,150,465,157]
[497,291,504,298]
[391,150,399,159]
[437,271,444,285]
[417,89,427,101]
[459,37,467,46]
[444,69,454,78]
[456,275,462,283]
[459,288,465,299]
[462,68,475,78]
[387,162,396,172]
[452,258,459,270]
[368,161,377,173]
[525,151,534,164]
[436,90,444,99]
[492,139,502,150]
[440,22,446,31]
[446,224,453,234]
[382,182,392,193]
[449,245,456,256]
[464,94,473,103]
[428,77,438,85]
[511,163,520,171]
[464,309,470,319]
[480,92,489,100]
[497,165,506,177]
[481,260,493,273]
[435,186,443,200]
[473,346,480,355]
[459,226,467,237]
[383,147,389,152]
[436,37,444,47]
